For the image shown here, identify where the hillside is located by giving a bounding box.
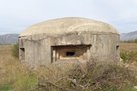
[0,34,19,44]
[120,31,137,41]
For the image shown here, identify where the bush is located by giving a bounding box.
[12,43,19,58]
[67,63,137,91]
[35,62,137,91]
[120,51,137,63]
[135,39,137,43]
[121,39,137,43]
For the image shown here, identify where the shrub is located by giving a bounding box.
[135,39,137,43]
[67,62,137,91]
[12,43,19,58]
[122,39,137,43]
[35,62,137,91]
[120,51,137,63]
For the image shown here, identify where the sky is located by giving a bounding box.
[0,0,137,34]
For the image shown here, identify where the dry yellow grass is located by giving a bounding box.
[0,45,19,68]
[0,45,77,91]
[120,43,137,52]
[120,43,137,63]
[0,45,37,91]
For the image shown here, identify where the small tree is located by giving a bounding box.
[12,43,19,58]
[135,38,137,43]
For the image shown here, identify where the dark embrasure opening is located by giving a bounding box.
[66,52,75,57]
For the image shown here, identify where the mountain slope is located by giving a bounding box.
[0,34,19,44]
[120,31,137,41]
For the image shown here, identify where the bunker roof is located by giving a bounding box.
[20,17,119,37]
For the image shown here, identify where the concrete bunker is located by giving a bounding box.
[51,45,91,62]
[19,17,120,67]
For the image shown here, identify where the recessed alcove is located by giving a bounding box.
[51,45,91,62]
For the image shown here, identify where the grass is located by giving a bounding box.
[0,84,12,91]
[120,43,137,52]
[0,43,137,91]
[0,45,38,91]
[120,43,137,63]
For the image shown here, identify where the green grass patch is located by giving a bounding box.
[120,51,137,63]
[14,73,38,91]
[0,84,13,91]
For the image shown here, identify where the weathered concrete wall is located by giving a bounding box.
[50,32,120,63]
[19,31,120,67]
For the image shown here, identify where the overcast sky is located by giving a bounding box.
[0,0,137,34]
